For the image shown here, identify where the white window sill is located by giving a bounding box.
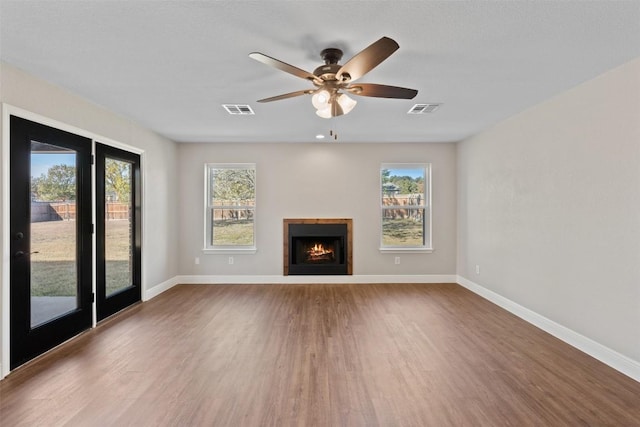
[202,247,257,255]
[379,247,433,254]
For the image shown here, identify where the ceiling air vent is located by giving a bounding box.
[408,103,441,114]
[222,104,255,115]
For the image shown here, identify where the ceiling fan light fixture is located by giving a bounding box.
[316,105,333,119]
[331,98,345,117]
[336,93,357,115]
[314,92,357,119]
[311,90,331,110]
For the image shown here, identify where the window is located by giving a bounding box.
[380,163,431,251]
[205,164,256,252]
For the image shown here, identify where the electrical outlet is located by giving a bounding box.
[228,256,234,265]
[475,264,480,275]
[395,256,401,265]
[195,257,200,265]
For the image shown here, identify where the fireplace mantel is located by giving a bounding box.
[283,218,353,275]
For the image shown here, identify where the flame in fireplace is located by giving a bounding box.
[309,243,332,256]
[306,242,335,262]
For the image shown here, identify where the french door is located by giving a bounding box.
[95,143,141,321]
[10,116,93,369]
[9,116,142,369]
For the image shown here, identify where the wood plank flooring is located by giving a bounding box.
[1,283,639,426]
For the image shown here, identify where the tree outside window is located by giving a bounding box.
[105,158,131,203]
[31,164,76,201]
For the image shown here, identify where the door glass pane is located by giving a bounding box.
[30,142,78,327]
[105,158,133,296]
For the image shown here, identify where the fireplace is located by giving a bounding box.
[284,218,352,275]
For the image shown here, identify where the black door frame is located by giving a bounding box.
[9,115,93,369]
[95,143,142,321]
[5,112,144,373]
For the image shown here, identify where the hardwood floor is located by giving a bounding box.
[1,283,639,426]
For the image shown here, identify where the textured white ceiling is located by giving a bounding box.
[1,0,639,143]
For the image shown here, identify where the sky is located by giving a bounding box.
[30,153,76,178]
[387,168,424,180]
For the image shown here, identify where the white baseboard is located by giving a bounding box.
[457,275,640,383]
[175,274,457,285]
[143,274,456,300]
[143,276,180,301]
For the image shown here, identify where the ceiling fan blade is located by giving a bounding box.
[335,37,399,82]
[347,83,418,99]
[249,52,321,84]
[257,89,313,103]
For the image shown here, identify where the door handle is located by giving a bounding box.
[14,251,39,257]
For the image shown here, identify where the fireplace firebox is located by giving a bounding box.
[284,219,352,275]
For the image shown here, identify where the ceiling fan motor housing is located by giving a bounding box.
[320,48,343,64]
[313,48,351,83]
[313,63,342,82]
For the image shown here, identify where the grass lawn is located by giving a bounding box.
[382,218,425,246]
[31,220,132,296]
[212,219,254,245]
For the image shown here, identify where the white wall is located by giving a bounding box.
[457,58,640,363]
[178,142,457,277]
[0,62,180,374]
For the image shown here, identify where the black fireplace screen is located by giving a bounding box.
[293,237,342,265]
[287,223,348,275]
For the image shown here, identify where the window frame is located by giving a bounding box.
[379,163,432,253]
[203,163,256,254]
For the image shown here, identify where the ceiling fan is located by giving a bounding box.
[249,36,418,118]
